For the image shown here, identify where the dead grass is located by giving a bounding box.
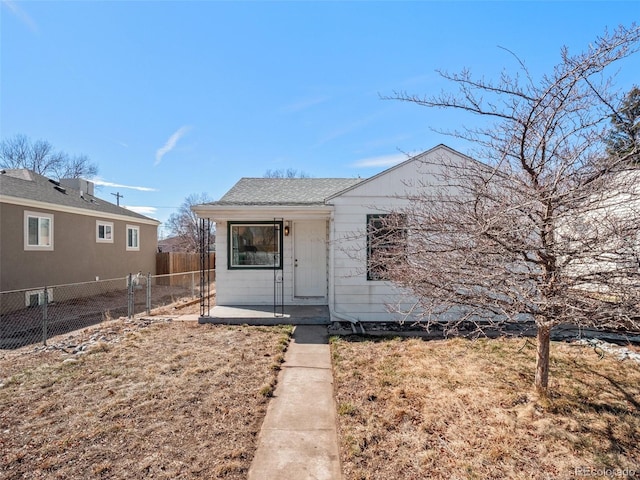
[331,336,640,480]
[0,320,292,479]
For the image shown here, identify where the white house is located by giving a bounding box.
[192,144,469,324]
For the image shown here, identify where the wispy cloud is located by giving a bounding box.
[92,178,157,192]
[315,113,381,147]
[155,126,191,166]
[124,206,158,217]
[398,73,435,88]
[2,0,38,32]
[361,133,412,150]
[281,95,330,114]
[351,153,409,168]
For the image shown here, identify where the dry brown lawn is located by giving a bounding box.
[0,318,291,479]
[331,335,640,480]
[4,314,638,480]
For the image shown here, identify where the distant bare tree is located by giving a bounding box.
[263,168,310,178]
[372,24,640,395]
[606,85,640,164]
[0,134,98,179]
[166,193,215,253]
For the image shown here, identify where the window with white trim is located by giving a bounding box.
[96,220,114,243]
[126,225,140,251]
[24,211,54,251]
[25,289,53,307]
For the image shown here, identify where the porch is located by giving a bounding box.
[198,305,331,325]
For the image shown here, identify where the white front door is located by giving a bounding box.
[294,221,327,298]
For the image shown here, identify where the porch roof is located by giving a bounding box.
[210,177,363,206]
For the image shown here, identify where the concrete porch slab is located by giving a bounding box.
[198,305,330,325]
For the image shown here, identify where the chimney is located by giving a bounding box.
[60,178,95,196]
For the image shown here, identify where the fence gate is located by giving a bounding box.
[199,218,212,317]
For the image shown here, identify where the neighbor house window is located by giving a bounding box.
[126,225,140,251]
[25,289,53,307]
[96,221,114,243]
[24,211,53,251]
[367,213,406,281]
[228,221,282,269]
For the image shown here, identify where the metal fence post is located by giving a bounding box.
[42,286,48,346]
[146,272,151,315]
[127,273,133,319]
[191,271,195,298]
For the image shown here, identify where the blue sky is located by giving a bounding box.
[2,1,638,237]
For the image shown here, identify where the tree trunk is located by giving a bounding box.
[535,324,551,395]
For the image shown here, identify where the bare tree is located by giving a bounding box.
[165,193,215,253]
[0,134,98,179]
[372,24,640,395]
[263,168,310,178]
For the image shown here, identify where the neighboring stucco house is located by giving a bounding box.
[0,169,159,293]
[158,233,216,253]
[157,235,188,253]
[193,144,467,323]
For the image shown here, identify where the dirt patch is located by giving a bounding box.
[0,318,292,479]
[331,336,640,480]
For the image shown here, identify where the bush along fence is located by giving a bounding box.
[0,270,214,350]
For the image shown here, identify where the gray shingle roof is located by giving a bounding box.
[0,169,157,222]
[213,177,363,206]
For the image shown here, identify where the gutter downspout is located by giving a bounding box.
[328,210,366,335]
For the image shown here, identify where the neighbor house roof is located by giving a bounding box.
[0,169,159,224]
[212,177,363,206]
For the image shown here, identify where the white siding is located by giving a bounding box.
[329,145,466,322]
[215,219,329,306]
[330,199,414,321]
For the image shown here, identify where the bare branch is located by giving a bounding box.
[165,193,215,253]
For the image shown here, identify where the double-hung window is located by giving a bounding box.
[96,221,114,243]
[24,211,54,251]
[228,221,282,269]
[126,225,140,251]
[367,213,406,280]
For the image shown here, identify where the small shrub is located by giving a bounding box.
[338,402,358,416]
[259,382,275,397]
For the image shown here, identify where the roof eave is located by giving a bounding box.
[0,194,161,226]
[192,203,334,220]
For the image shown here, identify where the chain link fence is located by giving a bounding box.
[0,271,213,349]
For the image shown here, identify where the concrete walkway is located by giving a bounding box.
[247,325,343,480]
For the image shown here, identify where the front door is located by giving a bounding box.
[294,221,327,298]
